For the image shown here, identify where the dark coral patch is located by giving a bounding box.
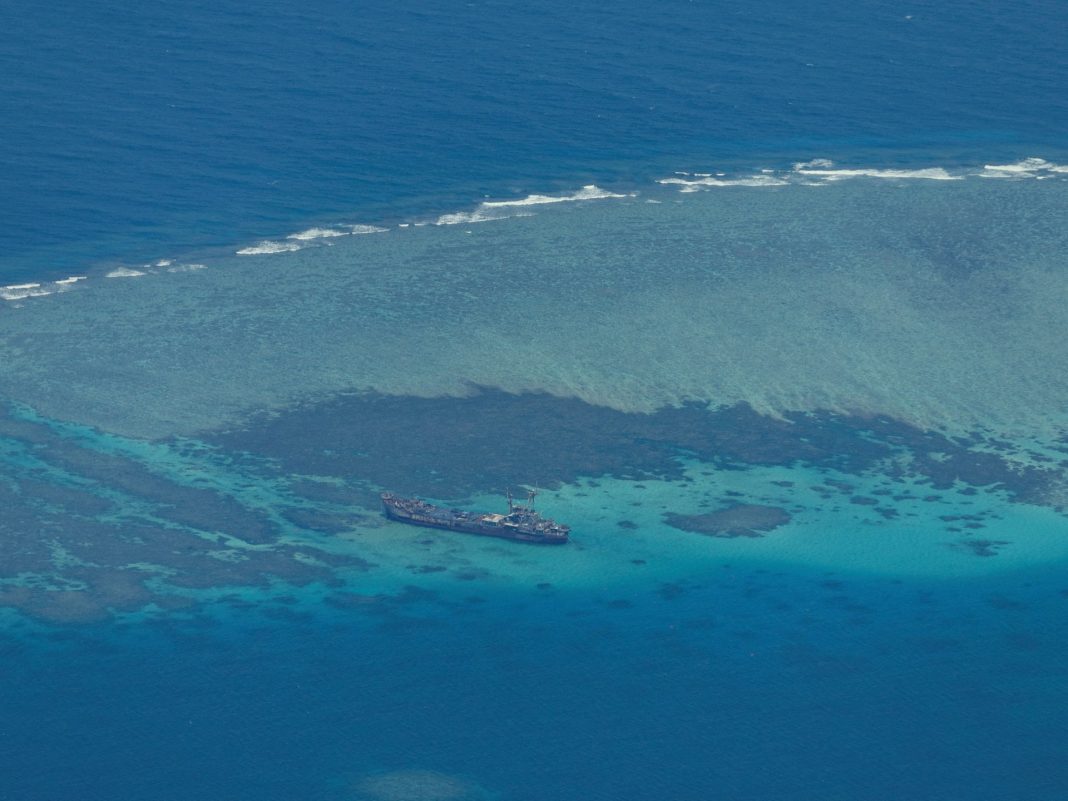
[324,592,385,609]
[4,381,1067,624]
[205,389,1066,512]
[949,539,1011,557]
[453,570,489,582]
[986,594,1027,611]
[0,407,375,624]
[204,392,895,499]
[279,506,366,534]
[663,504,791,538]
[0,567,157,624]
[657,583,686,600]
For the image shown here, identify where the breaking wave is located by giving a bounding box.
[977,157,1068,179]
[106,267,147,279]
[287,224,389,241]
[791,162,960,181]
[481,184,633,208]
[434,184,632,225]
[287,227,348,241]
[239,223,390,252]
[433,209,514,226]
[2,275,86,301]
[658,173,788,191]
[656,157,1067,193]
[4,160,1065,309]
[236,240,304,256]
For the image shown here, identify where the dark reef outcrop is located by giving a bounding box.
[663,504,792,538]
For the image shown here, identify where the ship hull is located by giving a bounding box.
[382,498,569,545]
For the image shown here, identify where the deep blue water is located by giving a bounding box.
[4,1,1068,800]
[5,568,1068,801]
[3,0,1067,283]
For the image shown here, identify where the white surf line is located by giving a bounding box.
[238,222,390,254]
[975,157,1068,179]
[656,158,1020,192]
[435,184,636,225]
[2,275,89,302]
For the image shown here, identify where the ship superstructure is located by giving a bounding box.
[381,490,570,545]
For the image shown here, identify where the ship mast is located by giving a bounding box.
[507,487,538,512]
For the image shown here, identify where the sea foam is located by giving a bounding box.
[287,224,388,240]
[1,283,51,301]
[435,185,632,225]
[287,227,350,241]
[2,275,87,301]
[791,162,960,181]
[657,161,965,193]
[249,224,389,248]
[236,240,303,256]
[658,174,788,190]
[977,157,1068,179]
[434,209,513,226]
[480,184,633,208]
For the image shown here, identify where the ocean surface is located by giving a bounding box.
[3,1,1068,800]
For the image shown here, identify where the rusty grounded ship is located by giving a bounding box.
[381,490,570,544]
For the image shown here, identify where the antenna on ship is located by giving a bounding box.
[527,487,538,508]
[506,488,514,513]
